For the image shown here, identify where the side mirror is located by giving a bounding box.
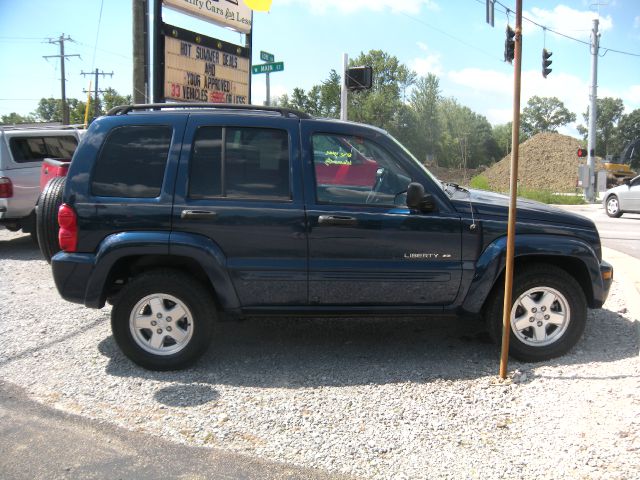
[406,182,436,212]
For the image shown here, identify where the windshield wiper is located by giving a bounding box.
[441,181,469,195]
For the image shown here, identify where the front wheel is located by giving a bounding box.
[485,264,587,362]
[111,270,216,370]
[605,195,623,218]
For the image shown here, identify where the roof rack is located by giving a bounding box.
[106,103,312,119]
[0,123,85,131]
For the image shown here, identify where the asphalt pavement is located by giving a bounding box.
[0,381,350,480]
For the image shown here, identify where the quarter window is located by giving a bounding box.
[91,126,172,198]
[189,127,290,201]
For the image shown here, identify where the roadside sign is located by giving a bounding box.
[260,51,275,62]
[252,62,284,74]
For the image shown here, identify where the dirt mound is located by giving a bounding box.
[482,132,584,193]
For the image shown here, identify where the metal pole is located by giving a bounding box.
[60,34,69,125]
[340,53,348,121]
[586,18,599,202]
[499,0,523,380]
[266,71,270,106]
[247,12,253,105]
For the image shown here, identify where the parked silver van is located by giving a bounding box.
[0,124,83,239]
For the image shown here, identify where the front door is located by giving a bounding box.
[302,124,463,306]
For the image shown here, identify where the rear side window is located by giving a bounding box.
[9,135,77,163]
[91,126,172,198]
[189,126,290,201]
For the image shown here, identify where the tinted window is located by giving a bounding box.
[312,133,411,206]
[189,127,289,201]
[10,135,77,163]
[92,126,172,198]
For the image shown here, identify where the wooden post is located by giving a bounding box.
[499,0,523,380]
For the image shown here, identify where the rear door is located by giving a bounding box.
[301,121,463,307]
[172,114,307,307]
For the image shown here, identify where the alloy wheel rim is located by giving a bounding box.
[510,286,570,347]
[607,198,619,215]
[129,293,194,356]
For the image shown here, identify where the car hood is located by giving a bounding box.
[451,189,595,229]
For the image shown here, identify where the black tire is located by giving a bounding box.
[605,195,623,218]
[111,269,217,370]
[36,176,67,263]
[485,264,587,362]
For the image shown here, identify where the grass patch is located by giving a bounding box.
[468,175,585,205]
[469,175,490,190]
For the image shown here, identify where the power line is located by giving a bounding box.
[91,0,106,69]
[486,0,640,57]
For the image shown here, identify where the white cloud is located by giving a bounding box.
[624,85,640,108]
[277,0,439,15]
[634,16,640,28]
[410,42,443,76]
[524,5,613,40]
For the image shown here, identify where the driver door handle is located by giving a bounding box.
[318,215,357,226]
[181,210,217,220]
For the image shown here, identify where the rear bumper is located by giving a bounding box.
[51,251,97,306]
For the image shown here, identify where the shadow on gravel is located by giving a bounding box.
[0,232,42,262]
[98,306,638,389]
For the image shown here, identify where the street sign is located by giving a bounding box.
[260,51,274,62]
[252,62,284,74]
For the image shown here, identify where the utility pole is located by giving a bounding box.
[586,18,600,202]
[81,69,114,118]
[132,0,149,103]
[43,34,80,125]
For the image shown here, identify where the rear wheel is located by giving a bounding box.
[37,177,66,262]
[111,270,216,370]
[485,264,587,362]
[605,195,623,218]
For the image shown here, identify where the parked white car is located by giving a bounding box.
[0,125,82,239]
[602,175,640,217]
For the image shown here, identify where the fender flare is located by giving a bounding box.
[461,234,603,314]
[83,231,239,310]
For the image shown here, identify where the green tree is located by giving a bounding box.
[577,97,625,157]
[491,122,529,157]
[0,112,35,124]
[347,50,416,136]
[34,97,88,124]
[409,73,441,163]
[100,87,132,113]
[520,96,576,137]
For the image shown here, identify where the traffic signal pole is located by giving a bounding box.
[586,18,600,202]
[340,53,348,121]
[499,0,522,380]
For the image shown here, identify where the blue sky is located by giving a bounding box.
[0,0,639,136]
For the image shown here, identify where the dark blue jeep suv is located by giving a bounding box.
[50,104,613,370]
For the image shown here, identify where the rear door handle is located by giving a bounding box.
[181,210,217,220]
[318,215,357,226]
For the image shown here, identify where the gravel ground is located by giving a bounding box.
[1,229,639,479]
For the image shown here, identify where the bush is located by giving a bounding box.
[470,175,491,190]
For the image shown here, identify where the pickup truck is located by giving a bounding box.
[49,104,613,370]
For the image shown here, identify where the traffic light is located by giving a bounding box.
[504,26,515,63]
[542,49,553,78]
[345,66,373,91]
[577,148,587,158]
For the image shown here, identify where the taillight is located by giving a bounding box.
[58,203,78,252]
[0,177,13,198]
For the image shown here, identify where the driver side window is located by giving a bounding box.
[312,133,411,206]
